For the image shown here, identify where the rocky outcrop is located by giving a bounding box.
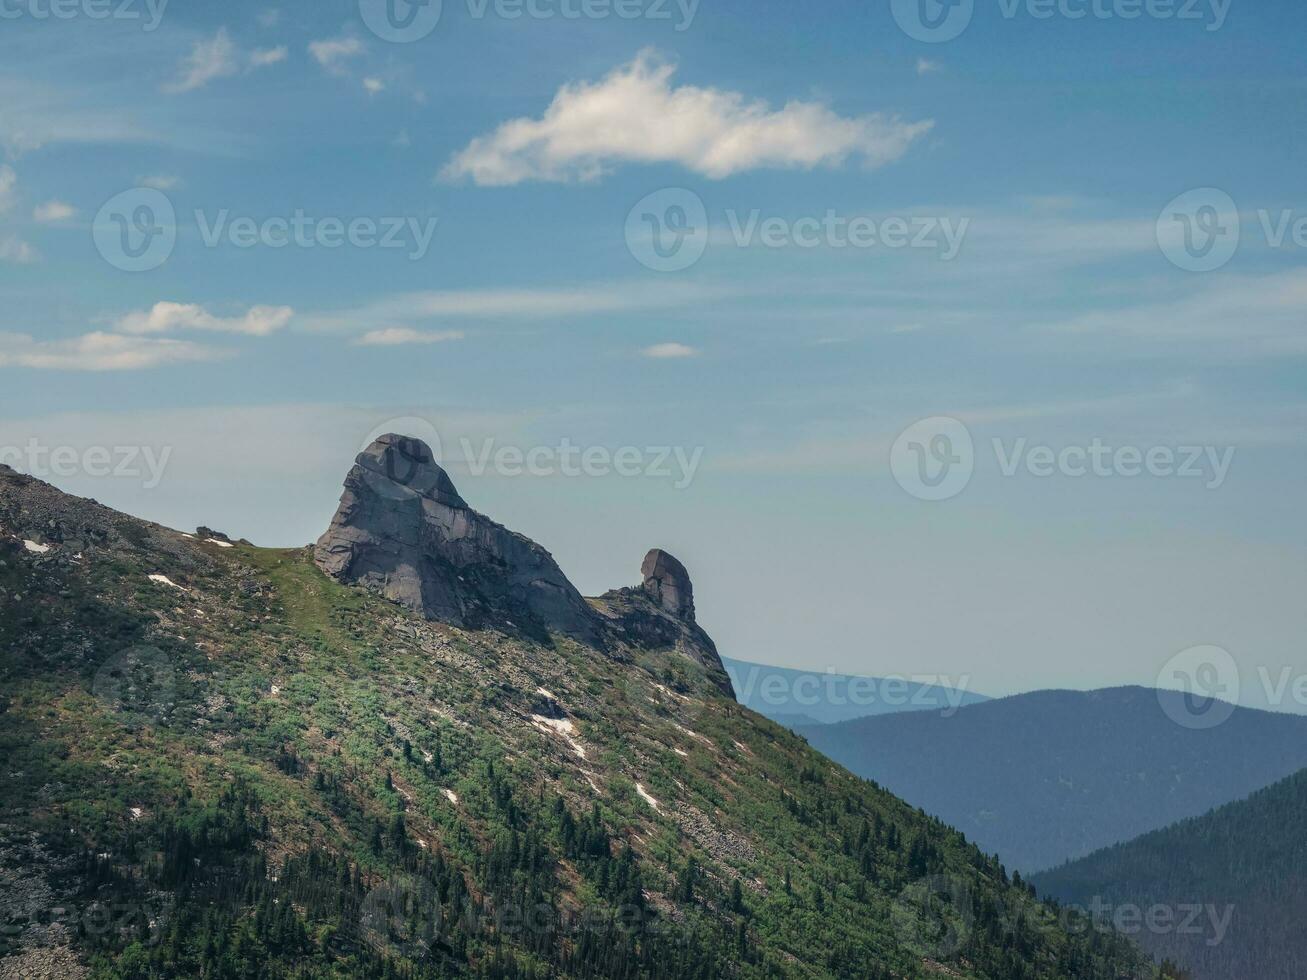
[641,548,695,620]
[314,435,600,644]
[599,549,733,697]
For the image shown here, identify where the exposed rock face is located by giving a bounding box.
[314,435,599,643]
[641,548,695,621]
[600,550,733,697]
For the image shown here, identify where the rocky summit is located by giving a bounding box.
[314,435,735,695]
[597,548,732,696]
[641,548,696,621]
[314,434,599,644]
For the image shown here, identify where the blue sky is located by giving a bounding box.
[1,0,1305,708]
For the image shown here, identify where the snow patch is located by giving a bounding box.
[129,807,143,820]
[531,714,587,759]
[531,714,576,736]
[676,724,712,746]
[636,783,661,813]
[148,574,186,592]
[536,687,557,700]
[23,540,50,554]
[204,538,234,548]
[442,788,459,805]
[674,748,689,758]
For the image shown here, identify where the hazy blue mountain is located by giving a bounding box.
[796,687,1307,873]
[1033,767,1307,980]
[720,655,989,728]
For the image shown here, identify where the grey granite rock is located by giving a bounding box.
[641,548,696,621]
[314,435,599,644]
[599,550,733,697]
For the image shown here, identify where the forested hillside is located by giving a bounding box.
[1033,767,1307,980]
[797,688,1307,872]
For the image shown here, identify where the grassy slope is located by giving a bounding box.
[1,507,1161,979]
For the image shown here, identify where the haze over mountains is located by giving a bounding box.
[797,687,1307,873]
[720,656,988,727]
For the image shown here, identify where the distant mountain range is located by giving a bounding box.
[720,655,988,727]
[796,687,1307,873]
[1033,767,1307,980]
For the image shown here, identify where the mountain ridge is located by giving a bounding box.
[0,452,1163,979]
[796,685,1307,873]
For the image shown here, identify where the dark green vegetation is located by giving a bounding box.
[1033,767,1307,980]
[796,688,1307,873]
[1,467,1167,979]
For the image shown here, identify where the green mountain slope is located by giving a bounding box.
[1032,767,1307,980]
[0,459,1163,980]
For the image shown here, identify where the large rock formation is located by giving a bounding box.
[314,435,599,643]
[641,548,696,621]
[315,435,732,694]
[599,549,733,696]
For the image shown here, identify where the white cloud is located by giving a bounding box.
[0,332,221,371]
[166,29,286,93]
[257,8,281,27]
[363,77,385,96]
[354,328,465,346]
[0,237,36,264]
[641,342,698,359]
[1044,269,1307,357]
[916,58,942,75]
[166,29,240,93]
[137,174,182,191]
[442,50,933,185]
[309,36,364,73]
[249,46,289,68]
[33,200,75,223]
[0,79,157,156]
[302,282,736,332]
[0,165,16,212]
[116,302,294,337]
